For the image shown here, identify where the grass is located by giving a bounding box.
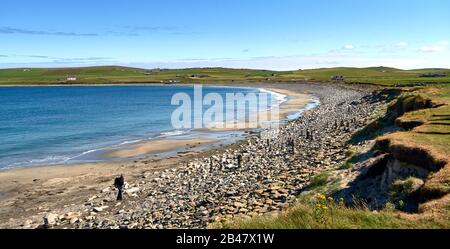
[225,199,450,229]
[287,67,450,86]
[309,172,331,189]
[0,66,282,85]
[340,149,358,169]
[380,85,450,200]
[1,65,450,85]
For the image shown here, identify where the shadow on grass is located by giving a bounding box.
[348,112,399,145]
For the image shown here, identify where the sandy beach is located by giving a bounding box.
[0,83,315,227]
[193,87,312,131]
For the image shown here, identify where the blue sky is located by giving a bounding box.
[1,0,449,70]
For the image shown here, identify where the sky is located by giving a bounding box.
[0,0,449,70]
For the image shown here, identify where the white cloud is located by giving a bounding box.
[342,44,354,50]
[419,41,449,52]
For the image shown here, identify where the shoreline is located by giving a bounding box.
[1,82,385,229]
[0,82,304,88]
[0,85,312,171]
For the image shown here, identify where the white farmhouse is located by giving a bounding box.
[67,76,77,81]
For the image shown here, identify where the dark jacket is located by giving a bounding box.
[114,175,124,189]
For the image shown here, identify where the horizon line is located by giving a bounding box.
[1,64,450,72]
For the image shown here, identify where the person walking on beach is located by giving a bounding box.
[114,174,125,201]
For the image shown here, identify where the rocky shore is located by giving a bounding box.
[6,83,392,229]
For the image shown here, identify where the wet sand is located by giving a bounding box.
[104,138,218,158]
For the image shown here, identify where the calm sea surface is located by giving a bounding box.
[0,85,284,169]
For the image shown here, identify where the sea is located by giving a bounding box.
[0,85,291,169]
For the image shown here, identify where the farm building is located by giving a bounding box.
[66,76,77,81]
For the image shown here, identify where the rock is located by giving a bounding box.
[233,202,246,208]
[278,188,289,194]
[254,189,265,194]
[22,220,33,229]
[265,199,274,205]
[269,185,281,191]
[43,213,58,227]
[61,212,80,221]
[69,217,79,224]
[251,200,264,206]
[125,187,140,195]
[224,191,238,197]
[239,208,248,213]
[93,206,109,212]
[101,187,111,193]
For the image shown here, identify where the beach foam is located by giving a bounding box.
[258,88,288,104]
[157,130,191,138]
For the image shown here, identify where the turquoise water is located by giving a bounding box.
[0,85,282,169]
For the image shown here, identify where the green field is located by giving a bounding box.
[0,66,449,86]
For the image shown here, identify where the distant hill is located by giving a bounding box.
[0,65,449,86]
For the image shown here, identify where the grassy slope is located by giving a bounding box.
[226,85,450,229]
[1,66,450,85]
[385,85,450,201]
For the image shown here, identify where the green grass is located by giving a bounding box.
[1,65,449,85]
[282,67,450,86]
[226,201,450,229]
[388,85,450,160]
[309,172,331,189]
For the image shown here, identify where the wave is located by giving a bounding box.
[31,155,72,164]
[68,147,105,159]
[157,129,191,138]
[118,139,143,146]
[258,88,288,105]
